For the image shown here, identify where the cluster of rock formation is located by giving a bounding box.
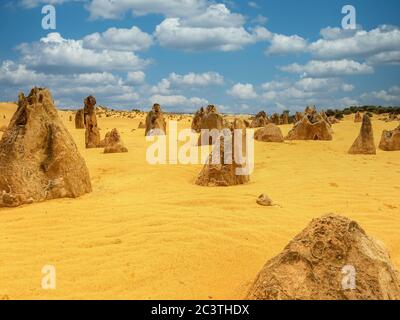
[382,113,399,122]
[286,106,333,141]
[250,111,270,128]
[247,214,400,300]
[249,111,292,127]
[270,113,281,125]
[0,88,91,207]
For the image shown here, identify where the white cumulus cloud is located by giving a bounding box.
[17,33,150,73]
[267,34,308,55]
[83,26,153,51]
[280,59,374,77]
[227,83,257,99]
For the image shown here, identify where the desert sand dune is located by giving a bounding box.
[0,102,399,300]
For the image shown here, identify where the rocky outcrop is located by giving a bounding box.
[75,109,85,129]
[379,125,400,151]
[102,128,128,154]
[145,104,167,136]
[0,88,92,207]
[196,120,250,187]
[247,214,400,300]
[84,95,101,148]
[254,124,284,142]
[348,114,376,155]
[285,114,332,141]
[197,105,225,146]
[250,111,270,128]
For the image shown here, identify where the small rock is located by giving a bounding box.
[256,194,273,206]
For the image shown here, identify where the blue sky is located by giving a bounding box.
[0,0,399,113]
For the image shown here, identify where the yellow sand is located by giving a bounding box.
[0,102,399,300]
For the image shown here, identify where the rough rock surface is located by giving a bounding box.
[0,88,92,207]
[197,105,225,146]
[145,104,167,136]
[348,114,376,155]
[379,124,400,151]
[271,113,281,125]
[354,112,362,123]
[281,112,289,125]
[295,112,304,123]
[254,124,284,143]
[286,115,332,141]
[256,194,273,206]
[196,129,250,187]
[84,95,101,148]
[250,111,270,128]
[191,107,205,132]
[102,128,128,154]
[75,109,85,129]
[247,214,400,300]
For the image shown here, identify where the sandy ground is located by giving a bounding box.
[0,102,399,300]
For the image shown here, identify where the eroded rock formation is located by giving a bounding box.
[348,114,376,155]
[145,103,167,136]
[75,109,85,129]
[84,95,101,148]
[379,124,400,151]
[250,111,270,128]
[285,112,332,141]
[101,128,128,154]
[196,121,250,186]
[254,124,284,142]
[247,214,400,300]
[0,88,92,207]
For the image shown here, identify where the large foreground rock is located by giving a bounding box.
[247,214,400,300]
[379,125,400,151]
[348,114,376,155]
[0,88,92,207]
